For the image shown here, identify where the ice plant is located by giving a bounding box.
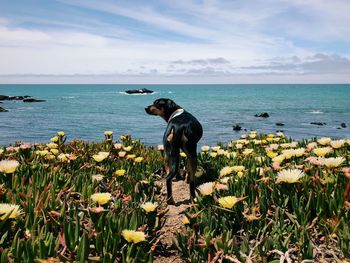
[0,203,22,220]
[318,137,331,146]
[211,146,220,152]
[313,147,332,157]
[0,160,20,174]
[134,157,144,163]
[232,166,245,173]
[220,166,233,177]
[92,152,109,162]
[50,136,59,142]
[57,131,65,137]
[197,182,215,196]
[91,193,112,205]
[217,196,245,209]
[123,146,133,152]
[140,202,158,213]
[276,169,305,184]
[122,230,146,244]
[92,174,104,182]
[243,149,253,155]
[115,169,126,176]
[330,140,345,149]
[201,146,210,152]
[104,131,113,136]
[46,143,58,149]
[323,157,345,168]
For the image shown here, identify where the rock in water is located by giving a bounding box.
[276,123,285,126]
[255,112,269,118]
[23,98,46,102]
[233,125,242,131]
[310,122,326,126]
[125,88,153,94]
[0,107,8,112]
[341,123,347,128]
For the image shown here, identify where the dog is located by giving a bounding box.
[145,98,203,205]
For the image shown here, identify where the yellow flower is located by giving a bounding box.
[180,152,187,157]
[232,166,245,173]
[0,160,19,174]
[276,132,285,138]
[57,131,65,137]
[140,202,158,213]
[210,152,217,158]
[236,143,243,149]
[201,146,210,152]
[237,171,244,178]
[220,176,233,184]
[182,216,190,225]
[267,134,275,138]
[313,147,332,157]
[91,193,112,205]
[0,148,3,155]
[294,148,306,157]
[50,149,59,155]
[218,196,245,209]
[211,146,220,152]
[58,153,69,162]
[126,154,136,160]
[122,230,146,244]
[273,154,285,163]
[242,149,253,156]
[276,169,305,184]
[123,146,133,152]
[330,140,345,149]
[46,143,58,149]
[318,137,331,146]
[45,154,55,161]
[197,182,215,196]
[323,157,345,168]
[115,169,126,176]
[0,204,23,220]
[266,151,278,158]
[92,152,109,162]
[50,136,59,142]
[114,143,123,150]
[249,134,256,139]
[104,130,113,136]
[220,166,234,177]
[134,157,144,163]
[36,150,49,156]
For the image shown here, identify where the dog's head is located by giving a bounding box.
[145,98,181,121]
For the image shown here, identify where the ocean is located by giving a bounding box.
[0,84,349,147]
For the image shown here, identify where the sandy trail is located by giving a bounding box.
[154,179,191,263]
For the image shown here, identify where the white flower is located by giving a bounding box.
[197,182,215,196]
[140,202,158,213]
[318,137,331,146]
[219,166,233,177]
[323,157,345,168]
[330,140,345,149]
[0,160,20,174]
[276,169,305,184]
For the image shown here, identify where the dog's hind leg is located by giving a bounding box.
[183,143,198,200]
[165,152,179,205]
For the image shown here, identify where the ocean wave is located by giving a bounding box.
[61,96,76,99]
[307,110,323,114]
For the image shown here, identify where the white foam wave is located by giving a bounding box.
[307,110,323,114]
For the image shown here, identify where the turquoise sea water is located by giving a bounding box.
[0,84,349,146]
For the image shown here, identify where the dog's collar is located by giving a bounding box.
[168,108,184,122]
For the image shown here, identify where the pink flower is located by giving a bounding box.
[305,157,324,166]
[272,162,282,171]
[342,167,350,179]
[20,144,31,150]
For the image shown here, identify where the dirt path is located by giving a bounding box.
[154,179,191,263]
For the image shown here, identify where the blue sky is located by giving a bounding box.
[0,0,350,83]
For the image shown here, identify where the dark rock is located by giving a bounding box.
[0,95,10,100]
[233,125,242,131]
[310,122,326,126]
[125,88,153,94]
[23,98,46,102]
[341,122,347,128]
[276,122,285,126]
[0,107,8,112]
[8,96,27,100]
[255,112,269,118]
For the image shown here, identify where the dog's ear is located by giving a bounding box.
[165,99,179,110]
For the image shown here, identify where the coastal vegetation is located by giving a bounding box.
[0,131,349,262]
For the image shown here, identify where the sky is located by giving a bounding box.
[0,0,350,84]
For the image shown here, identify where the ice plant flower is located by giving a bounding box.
[276,169,305,184]
[182,216,190,225]
[134,157,144,163]
[330,140,345,149]
[91,193,112,205]
[51,136,59,142]
[123,146,133,152]
[232,166,245,173]
[197,182,215,196]
[50,149,59,155]
[266,151,278,158]
[272,155,285,163]
[318,137,331,146]
[313,147,332,157]
[243,149,253,155]
[305,157,325,166]
[126,154,136,160]
[118,151,126,158]
[0,148,3,155]
[140,202,158,213]
[0,160,19,174]
[114,143,123,150]
[46,143,58,149]
[115,169,126,176]
[92,152,109,162]
[220,166,234,177]
[307,142,318,151]
[323,157,345,168]
[201,146,210,152]
[211,146,220,152]
[218,196,245,209]
[57,131,65,137]
[0,204,23,220]
[210,152,217,158]
[58,153,69,162]
[104,131,113,136]
[92,174,104,182]
[215,183,229,191]
[121,230,146,244]
[36,150,49,156]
